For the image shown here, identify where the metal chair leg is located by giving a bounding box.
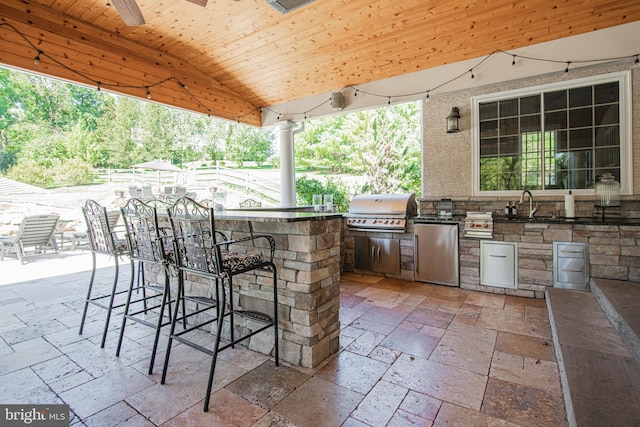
[78,251,98,335]
[203,281,226,412]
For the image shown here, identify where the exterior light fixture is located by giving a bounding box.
[446,107,460,133]
[331,92,343,111]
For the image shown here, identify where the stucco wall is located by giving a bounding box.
[422,62,639,198]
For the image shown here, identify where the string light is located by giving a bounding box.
[2,22,639,123]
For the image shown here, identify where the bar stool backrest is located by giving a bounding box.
[121,198,166,264]
[167,197,224,277]
[82,200,120,255]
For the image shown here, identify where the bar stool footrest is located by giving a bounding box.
[235,310,273,324]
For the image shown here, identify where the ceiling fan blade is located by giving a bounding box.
[186,0,208,6]
[111,0,145,26]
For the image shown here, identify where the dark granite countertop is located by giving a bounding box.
[414,215,640,226]
[494,216,640,226]
[216,210,344,223]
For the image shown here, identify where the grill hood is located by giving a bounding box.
[348,194,417,217]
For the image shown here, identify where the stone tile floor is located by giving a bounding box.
[0,258,568,426]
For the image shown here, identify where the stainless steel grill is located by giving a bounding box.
[346,193,417,232]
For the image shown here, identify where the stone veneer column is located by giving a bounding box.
[216,217,342,368]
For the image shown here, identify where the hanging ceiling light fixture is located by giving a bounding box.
[446,107,461,133]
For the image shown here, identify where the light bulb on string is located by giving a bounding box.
[387,97,391,105]
[97,82,101,92]
[425,91,430,102]
[470,69,475,80]
[33,51,42,65]
[146,86,151,99]
[511,55,516,67]
[564,61,571,73]
[635,55,640,68]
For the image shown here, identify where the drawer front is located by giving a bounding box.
[556,257,586,284]
[556,243,586,259]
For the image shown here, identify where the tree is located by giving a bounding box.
[225,124,274,167]
[295,102,422,196]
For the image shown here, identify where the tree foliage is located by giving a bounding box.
[295,102,421,196]
[0,66,421,197]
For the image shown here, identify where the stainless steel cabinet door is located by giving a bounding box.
[414,224,459,286]
[553,242,589,290]
[354,236,400,275]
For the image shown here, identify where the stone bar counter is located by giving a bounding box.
[149,209,343,369]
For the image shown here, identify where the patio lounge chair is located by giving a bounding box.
[0,214,60,264]
[128,185,142,199]
[141,185,154,200]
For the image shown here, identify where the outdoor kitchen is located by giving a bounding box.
[342,191,640,299]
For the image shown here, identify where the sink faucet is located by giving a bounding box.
[519,190,538,218]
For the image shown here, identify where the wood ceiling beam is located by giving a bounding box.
[0,0,261,126]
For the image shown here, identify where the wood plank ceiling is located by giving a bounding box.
[1,0,639,126]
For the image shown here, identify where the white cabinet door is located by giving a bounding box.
[480,241,517,289]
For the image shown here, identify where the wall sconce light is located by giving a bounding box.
[446,107,460,133]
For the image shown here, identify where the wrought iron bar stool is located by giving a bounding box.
[115,198,176,374]
[78,200,131,348]
[160,197,279,412]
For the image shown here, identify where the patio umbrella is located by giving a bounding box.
[132,159,182,188]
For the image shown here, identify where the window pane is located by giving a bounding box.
[594,82,618,104]
[480,120,498,138]
[594,147,620,169]
[500,99,518,117]
[595,104,618,125]
[479,102,498,120]
[555,130,568,150]
[569,107,592,128]
[480,138,498,156]
[545,111,567,130]
[500,117,518,135]
[520,95,540,115]
[569,86,592,107]
[521,115,541,132]
[569,129,593,149]
[500,136,519,155]
[595,126,619,147]
[544,90,566,111]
